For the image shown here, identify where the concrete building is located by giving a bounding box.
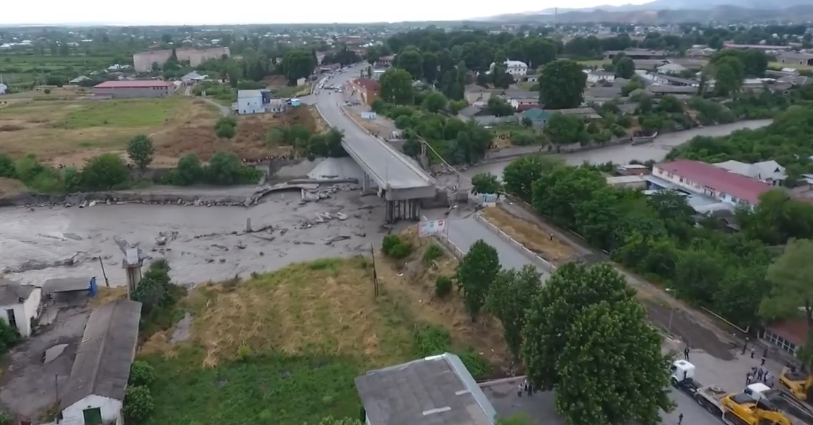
[490,60,528,76]
[133,47,230,73]
[0,278,41,337]
[585,70,615,83]
[93,80,174,98]
[59,299,141,425]
[236,89,271,115]
[355,353,496,425]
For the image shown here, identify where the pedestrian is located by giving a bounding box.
[757,368,764,381]
[751,347,755,358]
[746,374,752,385]
[764,372,771,383]
[517,383,523,397]
[678,413,684,425]
[761,356,766,366]
[684,346,690,361]
[549,232,554,241]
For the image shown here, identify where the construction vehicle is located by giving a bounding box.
[744,381,813,423]
[670,360,793,425]
[780,370,813,404]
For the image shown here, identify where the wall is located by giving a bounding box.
[93,86,171,99]
[238,95,264,114]
[62,395,122,425]
[133,50,173,72]
[0,288,41,337]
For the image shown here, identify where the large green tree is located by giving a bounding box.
[544,113,587,144]
[126,134,155,171]
[487,265,541,359]
[471,172,501,194]
[539,60,587,109]
[379,68,415,105]
[456,240,501,321]
[522,262,673,425]
[281,49,316,84]
[760,239,813,328]
[502,156,563,202]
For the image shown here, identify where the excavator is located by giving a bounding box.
[779,369,813,403]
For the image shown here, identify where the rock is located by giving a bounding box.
[219,258,226,263]
[156,236,167,246]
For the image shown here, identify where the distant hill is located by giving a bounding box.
[487,3,813,23]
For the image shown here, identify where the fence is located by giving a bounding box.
[473,213,557,274]
[434,232,465,259]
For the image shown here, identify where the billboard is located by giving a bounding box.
[418,219,447,237]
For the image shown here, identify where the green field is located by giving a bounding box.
[0,54,117,84]
[51,97,186,129]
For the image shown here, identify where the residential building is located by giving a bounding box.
[236,89,270,115]
[646,85,698,95]
[93,80,174,98]
[633,59,670,70]
[520,108,551,128]
[355,352,497,425]
[509,96,539,111]
[723,43,793,52]
[777,52,813,67]
[371,69,386,80]
[649,160,774,209]
[375,55,395,67]
[657,63,688,75]
[585,70,615,83]
[457,105,487,120]
[646,73,699,87]
[133,47,230,73]
[350,78,380,105]
[557,107,602,120]
[607,175,647,189]
[42,277,95,304]
[0,278,41,337]
[616,164,652,176]
[503,60,528,76]
[714,160,786,186]
[181,71,206,84]
[59,299,141,425]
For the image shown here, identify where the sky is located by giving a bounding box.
[2,0,654,25]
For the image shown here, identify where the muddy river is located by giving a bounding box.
[0,189,390,287]
[465,119,772,178]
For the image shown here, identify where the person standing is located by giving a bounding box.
[684,346,690,361]
[751,347,755,358]
[678,413,684,425]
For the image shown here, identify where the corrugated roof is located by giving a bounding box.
[655,160,774,205]
[60,299,142,409]
[0,278,36,306]
[355,353,496,425]
[43,277,91,293]
[94,80,173,89]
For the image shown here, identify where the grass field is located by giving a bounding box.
[769,61,813,70]
[481,207,575,263]
[140,231,509,425]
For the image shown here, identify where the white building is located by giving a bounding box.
[657,63,688,75]
[236,89,265,115]
[59,299,141,425]
[0,279,41,337]
[714,160,787,186]
[585,70,615,83]
[181,71,206,84]
[490,60,528,76]
[0,83,7,95]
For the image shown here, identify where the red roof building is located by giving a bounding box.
[653,160,774,206]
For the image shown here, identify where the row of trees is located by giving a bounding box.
[454,238,673,425]
[266,125,348,160]
[495,154,813,331]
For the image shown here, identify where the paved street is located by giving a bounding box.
[311,66,431,190]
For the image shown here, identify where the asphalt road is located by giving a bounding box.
[312,66,430,190]
[481,378,720,425]
[446,214,551,280]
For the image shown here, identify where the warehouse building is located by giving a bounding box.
[93,80,175,98]
[133,47,230,73]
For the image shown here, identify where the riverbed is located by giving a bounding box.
[465,119,772,178]
[0,190,389,287]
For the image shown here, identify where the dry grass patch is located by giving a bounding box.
[481,206,576,263]
[0,177,27,199]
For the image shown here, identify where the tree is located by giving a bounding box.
[281,49,316,84]
[760,239,813,330]
[615,57,635,79]
[470,172,501,194]
[422,52,439,83]
[485,97,514,117]
[712,57,745,96]
[456,240,501,321]
[206,151,244,185]
[544,113,586,144]
[487,265,541,359]
[396,48,424,80]
[172,154,203,185]
[126,135,155,171]
[129,361,155,387]
[539,60,587,109]
[379,68,415,105]
[123,386,154,424]
[522,262,673,425]
[0,318,18,356]
[502,156,564,202]
[81,153,129,190]
[421,91,448,113]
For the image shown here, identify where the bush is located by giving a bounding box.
[123,385,154,424]
[435,276,453,297]
[423,244,443,264]
[129,361,155,387]
[236,344,253,361]
[0,319,18,356]
[381,234,413,259]
[216,123,236,139]
[388,242,413,259]
[413,324,451,357]
[81,153,129,190]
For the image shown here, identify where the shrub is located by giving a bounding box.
[0,319,18,357]
[216,123,236,139]
[388,242,413,259]
[123,385,154,424]
[236,344,252,361]
[381,234,402,255]
[43,89,51,94]
[435,276,453,297]
[129,361,155,387]
[81,153,129,190]
[0,411,12,425]
[423,244,443,264]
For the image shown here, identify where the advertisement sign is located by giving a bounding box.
[479,193,499,207]
[418,219,447,237]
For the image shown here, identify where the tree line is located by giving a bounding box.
[487,154,813,333]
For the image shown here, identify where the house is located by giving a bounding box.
[503,60,528,76]
[375,55,395,67]
[42,277,95,304]
[457,105,487,120]
[520,108,552,128]
[607,175,647,189]
[585,70,615,83]
[92,80,174,99]
[646,73,699,87]
[762,317,806,356]
[509,96,539,111]
[371,69,386,80]
[355,353,497,425]
[181,71,206,84]
[777,52,813,67]
[59,299,141,425]
[657,63,688,75]
[633,59,670,71]
[617,164,652,176]
[647,85,698,95]
[520,74,540,83]
[0,278,41,337]
[714,160,787,186]
[464,85,498,103]
[350,78,380,105]
[236,89,270,115]
[649,160,774,209]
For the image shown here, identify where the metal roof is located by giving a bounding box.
[60,299,142,409]
[355,353,496,425]
[43,277,92,293]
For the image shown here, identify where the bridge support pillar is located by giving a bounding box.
[385,199,421,224]
[361,172,376,195]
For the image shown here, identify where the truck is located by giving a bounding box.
[670,360,793,425]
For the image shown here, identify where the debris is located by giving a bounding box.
[354,232,366,238]
[301,241,315,245]
[43,344,69,364]
[324,235,351,245]
[251,235,275,242]
[359,204,376,210]
[336,212,348,221]
[212,244,229,251]
[155,236,167,246]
